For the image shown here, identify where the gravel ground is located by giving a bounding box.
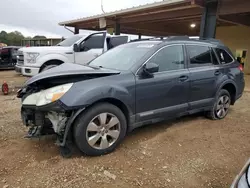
[0,71,250,188]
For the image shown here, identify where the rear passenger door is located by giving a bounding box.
[186,44,223,110]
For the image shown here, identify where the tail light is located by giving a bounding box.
[239,64,243,72]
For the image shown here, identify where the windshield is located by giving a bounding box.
[57,35,83,46]
[88,42,157,70]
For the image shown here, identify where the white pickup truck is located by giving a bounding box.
[15,32,129,76]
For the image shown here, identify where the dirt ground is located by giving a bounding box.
[0,70,250,188]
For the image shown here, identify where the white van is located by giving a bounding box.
[15,32,129,76]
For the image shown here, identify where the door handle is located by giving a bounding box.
[214,70,221,76]
[179,75,189,82]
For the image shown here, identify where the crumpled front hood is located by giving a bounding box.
[24,63,120,86]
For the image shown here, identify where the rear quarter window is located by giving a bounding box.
[215,48,234,64]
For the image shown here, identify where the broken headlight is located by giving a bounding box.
[23,83,73,106]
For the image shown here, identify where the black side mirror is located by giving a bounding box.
[73,44,79,52]
[140,62,159,78]
[145,62,159,74]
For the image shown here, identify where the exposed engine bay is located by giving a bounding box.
[18,71,119,155]
[21,109,69,138]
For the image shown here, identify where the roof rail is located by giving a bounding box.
[130,36,199,42]
[165,36,224,45]
[129,38,153,42]
[129,37,162,42]
[165,36,190,40]
[129,36,224,45]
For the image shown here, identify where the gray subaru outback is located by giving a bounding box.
[17,37,245,157]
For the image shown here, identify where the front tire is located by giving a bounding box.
[73,103,127,156]
[206,89,231,120]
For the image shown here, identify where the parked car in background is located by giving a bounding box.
[231,158,250,188]
[15,32,129,76]
[0,46,20,69]
[17,37,244,157]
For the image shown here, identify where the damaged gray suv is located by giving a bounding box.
[17,37,245,157]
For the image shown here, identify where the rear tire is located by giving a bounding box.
[206,89,231,120]
[73,103,127,156]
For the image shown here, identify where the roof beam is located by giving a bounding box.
[122,25,182,36]
[121,22,199,36]
[120,27,176,36]
[218,0,250,15]
[121,15,201,25]
[59,0,193,26]
[219,15,250,27]
[192,0,205,7]
[119,7,202,24]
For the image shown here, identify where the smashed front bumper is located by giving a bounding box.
[21,101,68,139]
[21,100,86,157]
[21,99,85,148]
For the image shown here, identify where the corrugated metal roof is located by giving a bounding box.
[59,0,187,25]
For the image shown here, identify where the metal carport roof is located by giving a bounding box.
[59,0,250,36]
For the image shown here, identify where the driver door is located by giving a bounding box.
[75,32,106,65]
[135,44,190,122]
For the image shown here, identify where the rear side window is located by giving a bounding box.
[186,45,212,67]
[215,48,233,64]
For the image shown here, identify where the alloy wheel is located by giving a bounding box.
[216,95,230,118]
[86,113,121,150]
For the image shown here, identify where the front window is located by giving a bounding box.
[88,43,157,70]
[57,35,84,47]
[147,45,184,72]
[80,35,104,51]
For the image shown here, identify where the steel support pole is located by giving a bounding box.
[199,0,218,38]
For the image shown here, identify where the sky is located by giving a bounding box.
[0,0,161,38]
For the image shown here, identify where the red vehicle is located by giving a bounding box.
[0,46,20,69]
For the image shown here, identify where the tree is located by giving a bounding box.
[6,31,25,46]
[0,30,30,46]
[0,31,8,44]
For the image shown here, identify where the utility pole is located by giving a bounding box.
[101,0,105,13]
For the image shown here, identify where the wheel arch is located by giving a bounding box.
[60,97,132,147]
[39,59,64,72]
[87,98,131,125]
[218,81,237,105]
